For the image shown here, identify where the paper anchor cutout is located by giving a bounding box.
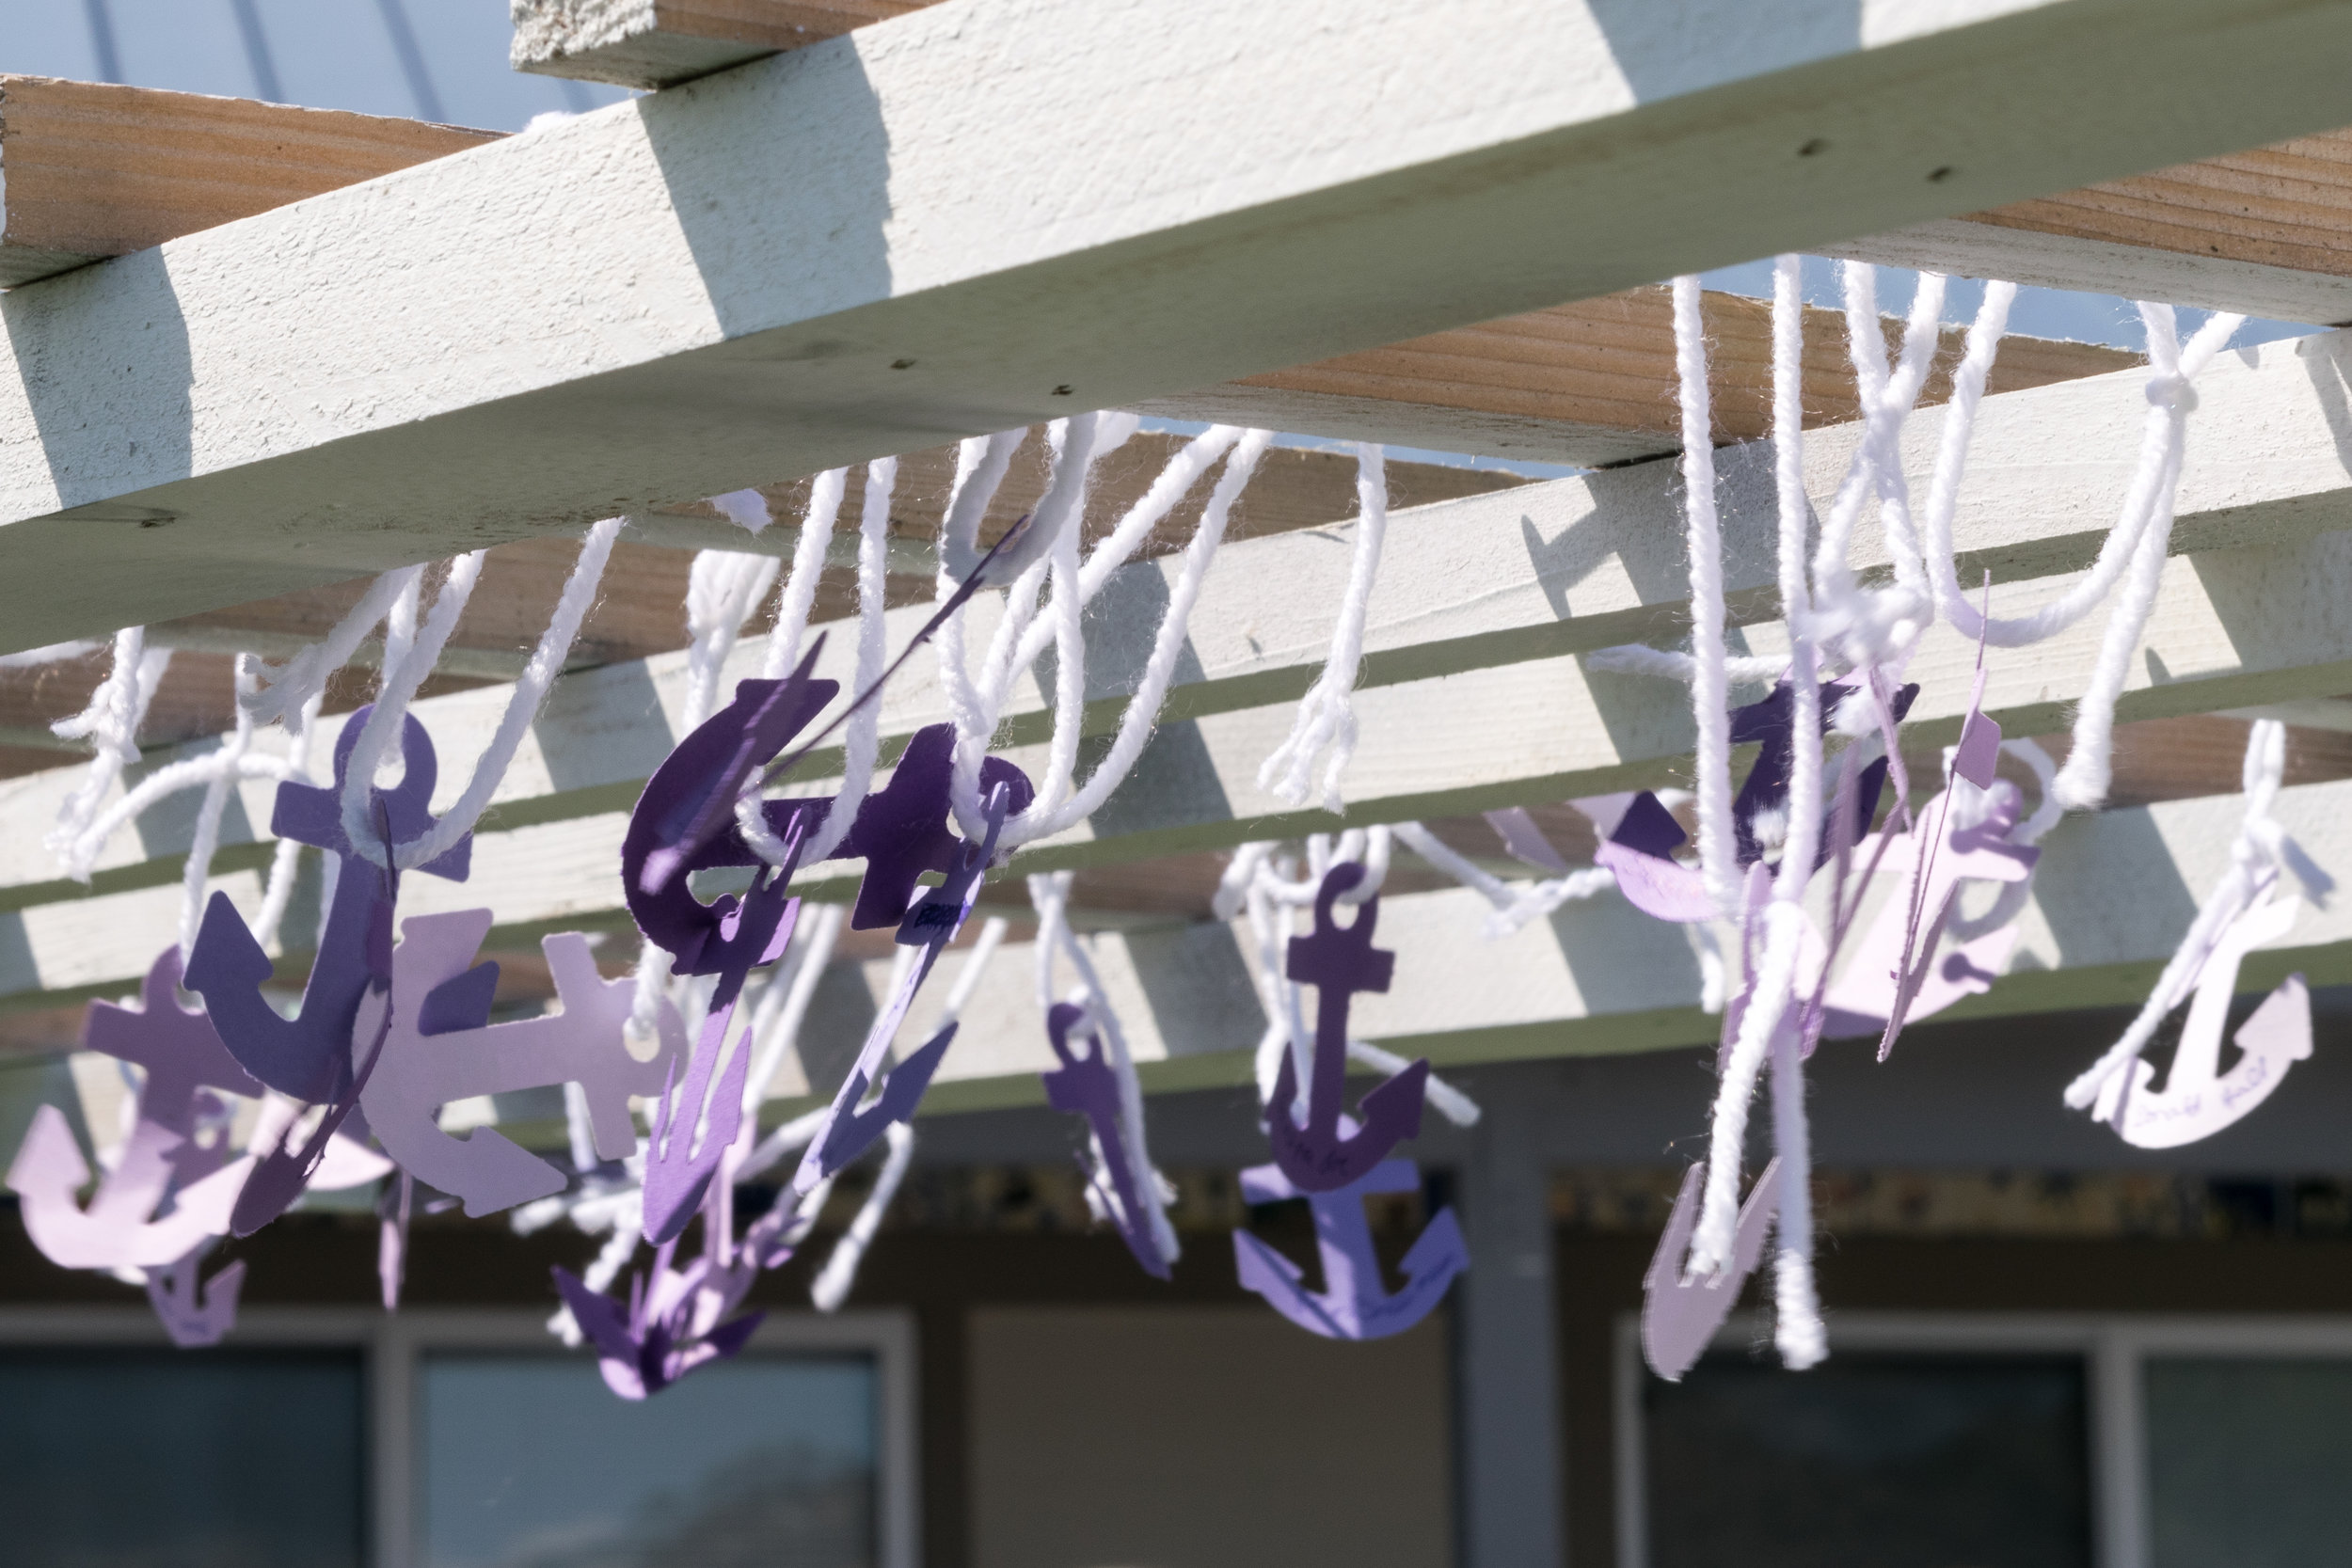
[552,1235,764,1400]
[2095,883,2312,1148]
[186,708,471,1103]
[1232,1157,1466,1339]
[1820,785,2040,1050]
[1597,676,1916,924]
[620,657,1033,1232]
[145,1242,246,1348]
[8,949,262,1270]
[1642,1158,1782,1382]
[229,797,413,1238]
[1263,863,1431,1193]
[360,908,688,1217]
[793,784,1012,1196]
[1041,1002,1170,1279]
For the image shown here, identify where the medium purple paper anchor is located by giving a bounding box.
[1232,1157,1466,1339]
[2095,882,2312,1148]
[1041,1002,1169,1279]
[1642,1158,1781,1381]
[185,709,473,1104]
[8,948,262,1271]
[791,783,1012,1196]
[145,1241,245,1348]
[624,655,1032,1237]
[359,909,688,1216]
[552,1237,764,1400]
[1263,863,1431,1194]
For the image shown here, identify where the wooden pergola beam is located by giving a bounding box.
[8,0,2352,652]
[1,330,2349,995]
[0,76,499,289]
[512,0,940,89]
[811,775,2352,1113]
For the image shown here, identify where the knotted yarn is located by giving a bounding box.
[1256,443,1388,815]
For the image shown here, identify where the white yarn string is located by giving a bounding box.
[1691,261,1829,1307]
[935,423,1266,847]
[682,550,782,731]
[801,460,898,864]
[2050,306,2245,811]
[342,518,625,872]
[1013,429,1272,844]
[1256,443,1387,814]
[760,468,849,681]
[1671,278,1742,921]
[2063,719,2296,1110]
[47,628,173,882]
[243,567,422,729]
[249,691,326,956]
[0,640,100,669]
[1803,265,1946,671]
[1765,254,1826,1364]
[336,551,486,863]
[810,1121,914,1312]
[179,656,261,961]
[1586,645,1797,685]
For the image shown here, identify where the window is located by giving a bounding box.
[0,1306,914,1568]
[0,1345,366,1568]
[419,1353,881,1568]
[1617,1314,2352,1568]
[1639,1351,2091,1568]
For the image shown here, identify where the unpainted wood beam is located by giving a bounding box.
[0,74,499,289]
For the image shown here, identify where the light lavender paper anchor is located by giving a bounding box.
[145,1240,245,1348]
[2095,879,2311,1148]
[1232,1156,1466,1340]
[1642,1158,1781,1381]
[8,949,262,1271]
[359,908,688,1217]
[1819,785,2039,1048]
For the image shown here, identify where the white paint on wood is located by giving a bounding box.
[8,0,2352,647]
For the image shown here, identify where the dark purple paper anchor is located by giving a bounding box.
[1263,863,1430,1194]
[790,784,1011,1196]
[1232,1157,1466,1339]
[186,709,474,1104]
[1041,1002,1170,1280]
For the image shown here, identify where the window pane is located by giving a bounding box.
[2146,1356,2352,1568]
[420,1352,879,1568]
[0,1347,365,1568]
[1644,1352,2091,1568]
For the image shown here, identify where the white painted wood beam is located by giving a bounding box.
[6,329,2352,923]
[803,775,2352,1115]
[9,0,2352,649]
